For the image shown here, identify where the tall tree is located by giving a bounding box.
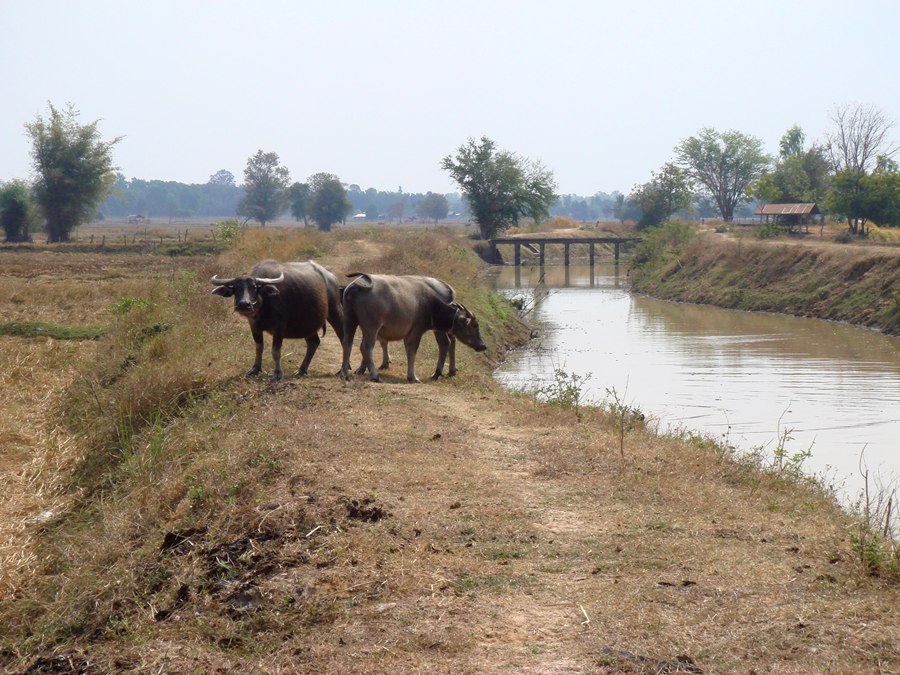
[779,124,806,159]
[0,180,37,242]
[25,102,121,242]
[628,163,693,230]
[675,128,769,221]
[237,150,290,227]
[826,103,897,178]
[307,173,351,232]
[824,104,897,235]
[441,136,558,239]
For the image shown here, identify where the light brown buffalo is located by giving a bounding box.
[340,273,487,383]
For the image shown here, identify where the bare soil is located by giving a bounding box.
[0,229,897,673]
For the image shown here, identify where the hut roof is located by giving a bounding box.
[754,203,820,216]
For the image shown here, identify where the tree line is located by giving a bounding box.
[2,102,897,243]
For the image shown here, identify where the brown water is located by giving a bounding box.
[491,263,900,501]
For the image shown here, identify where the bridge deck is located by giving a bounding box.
[489,235,639,266]
[490,236,638,245]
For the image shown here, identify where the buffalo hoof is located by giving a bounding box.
[295,367,308,377]
[370,375,382,383]
[271,371,284,382]
[431,371,443,381]
[245,367,261,378]
[407,376,423,384]
[448,369,458,377]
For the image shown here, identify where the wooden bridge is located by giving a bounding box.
[489,236,640,266]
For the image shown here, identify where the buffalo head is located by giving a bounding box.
[210,272,285,318]
[450,303,487,352]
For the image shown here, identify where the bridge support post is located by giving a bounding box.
[564,242,570,266]
[514,242,521,266]
[614,242,620,263]
[589,243,595,266]
[539,242,545,266]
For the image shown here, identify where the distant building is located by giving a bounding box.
[754,203,821,232]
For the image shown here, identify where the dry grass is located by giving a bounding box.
[0,227,898,673]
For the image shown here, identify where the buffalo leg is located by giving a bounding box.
[246,326,265,377]
[359,327,382,382]
[356,338,390,374]
[404,333,424,383]
[271,330,285,381]
[297,333,320,376]
[378,339,391,369]
[340,314,359,380]
[448,335,458,377]
[431,331,451,380]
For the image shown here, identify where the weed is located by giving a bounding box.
[110,296,151,315]
[535,368,591,418]
[604,384,645,459]
[212,219,243,246]
[771,406,813,478]
[851,450,899,580]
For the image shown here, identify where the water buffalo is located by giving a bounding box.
[211,260,344,380]
[340,273,487,383]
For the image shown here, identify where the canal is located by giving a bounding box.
[490,263,900,501]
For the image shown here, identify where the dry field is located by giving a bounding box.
[0,226,897,673]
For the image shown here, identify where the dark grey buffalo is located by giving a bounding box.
[211,260,344,380]
[340,273,487,383]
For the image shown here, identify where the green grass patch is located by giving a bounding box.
[0,320,107,340]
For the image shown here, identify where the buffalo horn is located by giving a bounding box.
[210,275,235,285]
[254,272,285,285]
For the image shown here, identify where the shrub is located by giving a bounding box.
[212,219,242,246]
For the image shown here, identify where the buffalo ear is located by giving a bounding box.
[454,310,472,327]
[260,284,280,297]
[211,286,234,298]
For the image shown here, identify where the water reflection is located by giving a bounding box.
[508,263,624,289]
[492,263,900,500]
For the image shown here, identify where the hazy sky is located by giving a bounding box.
[2,1,898,196]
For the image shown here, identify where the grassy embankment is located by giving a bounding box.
[629,222,900,336]
[0,225,898,673]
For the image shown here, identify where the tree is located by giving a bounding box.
[826,167,900,231]
[628,163,692,230]
[416,192,449,223]
[25,102,121,242]
[237,150,290,226]
[289,182,311,226]
[861,169,900,228]
[826,103,897,178]
[0,180,37,242]
[208,169,235,186]
[779,124,806,159]
[675,128,769,221]
[441,136,558,239]
[751,126,831,206]
[825,105,897,235]
[307,173,351,232]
